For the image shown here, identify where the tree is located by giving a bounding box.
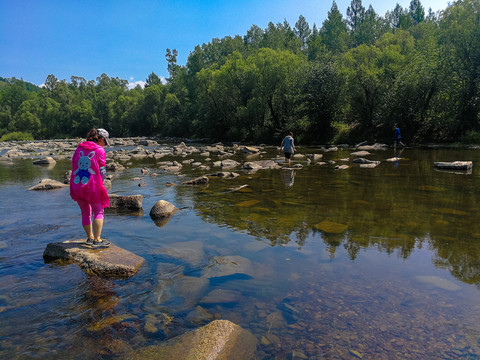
[347,0,365,46]
[409,0,425,25]
[356,6,388,46]
[342,31,415,138]
[145,72,162,87]
[165,48,179,78]
[44,74,58,92]
[301,61,344,142]
[320,1,349,55]
[294,15,312,51]
[439,0,480,135]
[244,24,264,49]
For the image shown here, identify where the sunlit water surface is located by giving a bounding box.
[1,146,480,359]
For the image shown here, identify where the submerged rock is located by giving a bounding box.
[314,220,348,234]
[33,156,56,165]
[43,239,145,277]
[127,320,257,360]
[181,176,209,185]
[416,275,461,291]
[202,255,254,278]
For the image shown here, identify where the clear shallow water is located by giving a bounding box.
[1,146,480,359]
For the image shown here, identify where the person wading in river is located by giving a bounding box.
[70,128,111,248]
[281,132,296,166]
[394,125,405,147]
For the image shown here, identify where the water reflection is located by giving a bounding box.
[280,168,295,187]
[191,148,480,287]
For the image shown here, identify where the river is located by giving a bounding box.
[1,144,480,359]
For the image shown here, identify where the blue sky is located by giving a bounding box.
[1,0,449,87]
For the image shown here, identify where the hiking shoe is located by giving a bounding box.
[86,238,94,246]
[91,239,111,248]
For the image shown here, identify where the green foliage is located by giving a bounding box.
[0,131,34,141]
[0,0,476,145]
[459,130,480,145]
[331,122,351,144]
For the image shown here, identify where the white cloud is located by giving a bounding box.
[127,80,146,89]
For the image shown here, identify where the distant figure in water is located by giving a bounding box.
[394,125,405,147]
[281,132,296,166]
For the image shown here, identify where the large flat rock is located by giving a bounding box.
[434,161,473,170]
[43,239,144,277]
[127,319,257,360]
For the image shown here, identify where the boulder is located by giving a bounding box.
[138,139,158,146]
[33,156,56,165]
[242,160,280,171]
[242,146,260,154]
[107,161,126,172]
[360,163,379,168]
[28,178,68,191]
[434,161,473,170]
[150,200,178,220]
[128,320,257,360]
[308,154,323,162]
[386,157,402,162]
[64,170,72,184]
[108,194,143,210]
[207,172,239,179]
[43,239,145,277]
[352,158,380,165]
[181,176,209,185]
[356,143,388,151]
[213,159,240,169]
[324,146,338,152]
[350,151,371,157]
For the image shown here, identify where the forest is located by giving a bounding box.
[0,0,479,145]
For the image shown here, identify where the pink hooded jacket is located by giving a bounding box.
[70,141,109,208]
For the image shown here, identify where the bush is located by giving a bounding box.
[331,122,351,144]
[0,131,34,141]
[459,130,480,145]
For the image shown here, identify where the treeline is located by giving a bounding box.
[1,0,479,144]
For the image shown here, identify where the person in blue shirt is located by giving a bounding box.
[281,132,296,166]
[394,125,405,147]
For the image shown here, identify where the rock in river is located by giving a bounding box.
[150,200,178,220]
[108,194,143,210]
[434,161,472,170]
[28,178,68,191]
[43,239,145,277]
[33,156,56,165]
[127,320,257,360]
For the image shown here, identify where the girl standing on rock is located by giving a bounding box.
[70,128,111,248]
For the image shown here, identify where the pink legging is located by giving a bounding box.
[77,199,104,226]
